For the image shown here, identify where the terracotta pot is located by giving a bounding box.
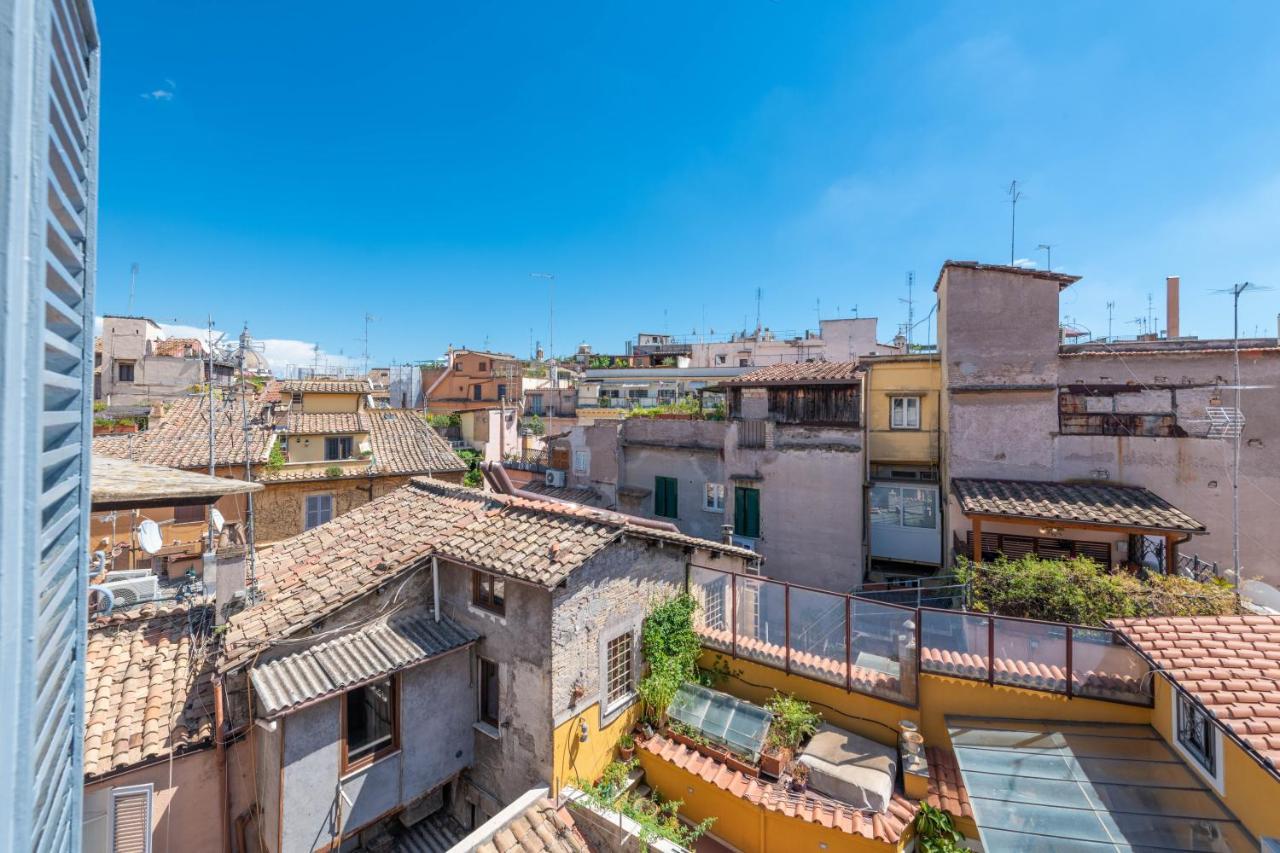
[619,745,635,761]
[724,753,760,778]
[759,746,793,779]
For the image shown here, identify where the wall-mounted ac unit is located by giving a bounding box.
[545,469,566,488]
[101,574,160,607]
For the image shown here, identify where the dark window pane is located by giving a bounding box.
[346,678,395,764]
[480,659,499,726]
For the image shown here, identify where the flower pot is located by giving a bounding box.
[619,745,635,761]
[759,746,793,779]
[724,753,760,778]
[791,778,807,793]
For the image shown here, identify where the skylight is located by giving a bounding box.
[668,683,771,762]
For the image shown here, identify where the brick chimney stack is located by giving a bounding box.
[1166,276,1180,339]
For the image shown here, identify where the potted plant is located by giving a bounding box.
[761,693,820,778]
[912,803,966,852]
[618,732,635,761]
[790,761,810,793]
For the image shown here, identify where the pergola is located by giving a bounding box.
[952,477,1206,571]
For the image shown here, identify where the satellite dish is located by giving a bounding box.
[210,507,225,533]
[137,519,163,555]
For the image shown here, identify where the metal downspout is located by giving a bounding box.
[214,676,230,853]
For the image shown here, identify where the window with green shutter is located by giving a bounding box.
[734,486,760,538]
[654,476,679,518]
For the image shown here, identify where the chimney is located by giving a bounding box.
[721,524,734,545]
[1166,276,1180,339]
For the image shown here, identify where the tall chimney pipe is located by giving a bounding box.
[1166,276,1180,339]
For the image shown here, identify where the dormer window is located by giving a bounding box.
[324,436,353,460]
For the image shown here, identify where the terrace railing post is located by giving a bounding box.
[844,595,853,692]
[1066,626,1074,698]
[987,615,995,686]
[784,584,791,676]
[731,572,738,659]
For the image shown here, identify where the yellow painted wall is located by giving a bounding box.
[552,700,643,797]
[637,747,897,853]
[299,392,362,413]
[283,432,371,463]
[864,358,941,465]
[1149,675,1279,841]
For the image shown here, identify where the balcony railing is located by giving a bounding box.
[687,567,1152,709]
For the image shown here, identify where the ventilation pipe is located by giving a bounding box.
[1166,276,1180,339]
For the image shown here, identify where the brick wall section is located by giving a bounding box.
[253,473,463,542]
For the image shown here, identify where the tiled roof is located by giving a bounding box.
[934,260,1081,292]
[518,480,605,507]
[92,455,262,509]
[720,361,862,386]
[153,337,203,358]
[642,734,917,842]
[281,379,370,394]
[1109,614,1280,769]
[222,479,754,671]
[366,410,468,474]
[285,411,368,434]
[250,610,478,717]
[925,747,973,820]
[84,605,215,779]
[474,799,590,853]
[90,395,276,470]
[952,477,1205,533]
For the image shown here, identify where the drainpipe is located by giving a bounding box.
[214,676,230,853]
[432,555,440,623]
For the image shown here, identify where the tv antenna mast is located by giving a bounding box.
[128,263,139,314]
[899,272,916,349]
[1106,301,1115,341]
[1007,181,1022,265]
[1037,243,1052,272]
[361,313,376,375]
[531,273,555,360]
[237,323,267,600]
[754,287,763,334]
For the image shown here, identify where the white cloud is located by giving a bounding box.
[141,79,176,101]
[93,317,355,377]
[1013,258,1038,269]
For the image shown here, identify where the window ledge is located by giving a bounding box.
[340,748,401,781]
[473,721,501,740]
[600,694,636,728]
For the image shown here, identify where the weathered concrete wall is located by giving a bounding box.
[255,714,283,852]
[436,560,555,810]
[562,421,622,506]
[726,422,863,591]
[618,419,727,541]
[281,700,341,852]
[83,749,223,853]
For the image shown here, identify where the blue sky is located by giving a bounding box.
[96,1,1280,372]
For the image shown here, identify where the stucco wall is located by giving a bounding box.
[618,420,727,541]
[82,749,222,853]
[298,392,362,414]
[939,266,1062,388]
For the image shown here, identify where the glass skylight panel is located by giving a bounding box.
[668,683,771,761]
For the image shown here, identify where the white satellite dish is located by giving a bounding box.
[137,519,163,555]
[210,507,225,533]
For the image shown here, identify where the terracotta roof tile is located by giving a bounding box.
[953,477,1204,533]
[925,747,972,819]
[84,604,215,779]
[720,361,862,386]
[281,379,371,394]
[285,411,368,434]
[91,395,276,470]
[641,734,917,843]
[1110,614,1280,769]
[152,337,204,358]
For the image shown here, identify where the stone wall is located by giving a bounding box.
[253,472,462,543]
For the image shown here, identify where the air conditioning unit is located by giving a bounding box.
[545,469,566,488]
[102,573,160,607]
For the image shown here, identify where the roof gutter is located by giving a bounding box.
[480,460,680,533]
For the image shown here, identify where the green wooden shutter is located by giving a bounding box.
[734,487,760,538]
[655,476,678,518]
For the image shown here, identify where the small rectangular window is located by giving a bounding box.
[573,450,588,473]
[479,658,500,727]
[472,570,505,615]
[1177,692,1216,774]
[703,482,725,512]
[654,476,678,518]
[117,361,135,383]
[478,361,488,372]
[291,392,303,405]
[715,354,727,365]
[343,677,398,770]
[890,396,921,429]
[734,486,760,538]
[738,358,749,367]
[111,784,153,853]
[324,436,353,460]
[172,504,204,525]
[473,384,483,401]
[454,361,463,371]
[305,494,333,530]
[497,383,507,400]
[606,632,635,705]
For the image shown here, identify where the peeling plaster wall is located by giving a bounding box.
[617,420,727,541]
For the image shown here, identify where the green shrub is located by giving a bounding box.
[913,803,965,852]
[266,442,286,472]
[764,693,820,750]
[324,465,343,478]
[527,414,545,435]
[638,594,702,724]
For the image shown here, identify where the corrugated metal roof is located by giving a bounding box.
[249,610,478,717]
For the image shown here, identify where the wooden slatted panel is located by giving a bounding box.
[110,788,151,853]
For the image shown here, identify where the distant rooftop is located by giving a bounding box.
[933,260,1081,292]
[718,360,862,387]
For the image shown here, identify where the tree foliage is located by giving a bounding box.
[638,594,702,723]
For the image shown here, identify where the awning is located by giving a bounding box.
[91,455,263,510]
[952,478,1205,535]
[946,717,1253,851]
[250,609,478,718]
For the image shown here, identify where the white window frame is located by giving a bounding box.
[1170,685,1225,793]
[573,449,589,473]
[304,492,334,530]
[598,617,642,725]
[890,395,921,429]
[703,482,725,512]
[110,783,154,853]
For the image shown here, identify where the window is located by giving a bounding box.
[1176,691,1216,774]
[117,361,135,382]
[628,389,648,400]
[738,358,749,367]
[473,384,483,401]
[478,361,488,372]
[734,486,760,538]
[324,436,353,460]
[654,476,678,518]
[343,677,398,770]
[605,632,635,705]
[472,570,505,615]
[703,482,725,512]
[496,383,507,400]
[454,361,463,371]
[573,449,588,473]
[304,494,333,529]
[172,504,204,524]
[290,392,303,405]
[870,484,939,530]
[479,658,500,727]
[110,784,153,853]
[528,394,544,415]
[715,354,727,365]
[890,396,921,429]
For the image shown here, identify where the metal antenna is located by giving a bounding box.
[1007,181,1022,265]
[531,273,555,360]
[1037,243,1052,272]
[361,313,376,375]
[128,263,139,314]
[1106,301,1115,341]
[898,272,916,349]
[755,287,763,334]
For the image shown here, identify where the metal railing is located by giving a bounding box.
[686,566,1153,709]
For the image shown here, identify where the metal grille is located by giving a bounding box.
[606,632,634,704]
